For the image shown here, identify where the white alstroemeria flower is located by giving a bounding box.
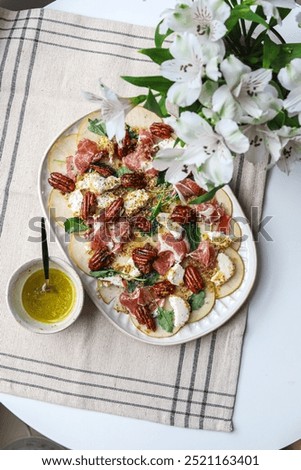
[83,80,133,143]
[243,125,281,165]
[252,1,296,24]
[296,11,301,27]
[154,112,249,188]
[220,55,282,123]
[276,126,301,174]
[278,58,301,124]
[152,147,195,184]
[161,33,223,107]
[160,0,230,41]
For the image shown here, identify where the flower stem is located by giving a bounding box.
[270,26,286,44]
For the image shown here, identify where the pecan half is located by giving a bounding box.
[115,130,137,158]
[104,197,124,222]
[90,162,116,177]
[132,215,152,233]
[120,172,146,189]
[132,243,158,274]
[48,172,75,194]
[150,122,174,139]
[89,246,112,271]
[81,191,97,220]
[133,305,156,331]
[170,205,196,224]
[152,280,175,298]
[184,266,204,294]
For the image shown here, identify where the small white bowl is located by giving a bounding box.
[6,257,84,334]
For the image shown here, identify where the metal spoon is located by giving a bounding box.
[41,217,51,292]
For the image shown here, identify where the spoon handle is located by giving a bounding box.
[41,217,49,281]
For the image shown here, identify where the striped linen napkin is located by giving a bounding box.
[0,6,267,432]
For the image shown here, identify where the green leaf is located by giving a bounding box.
[90,269,120,278]
[143,271,160,286]
[88,118,107,136]
[130,94,147,107]
[150,197,163,221]
[154,22,173,48]
[263,35,279,68]
[268,111,285,131]
[190,185,224,205]
[157,307,174,333]
[127,280,138,293]
[226,5,269,32]
[272,43,301,72]
[183,223,201,252]
[157,170,166,185]
[64,217,89,234]
[189,291,206,311]
[116,166,132,176]
[122,75,173,93]
[144,89,164,117]
[139,47,173,65]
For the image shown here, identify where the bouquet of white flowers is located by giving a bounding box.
[85,0,301,192]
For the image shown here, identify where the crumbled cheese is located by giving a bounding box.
[156,212,184,240]
[68,189,83,215]
[168,295,190,328]
[124,189,150,216]
[202,231,232,249]
[211,252,235,286]
[123,258,141,278]
[167,263,184,286]
[77,173,120,194]
[97,193,118,210]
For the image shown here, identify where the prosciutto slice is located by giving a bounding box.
[175,178,206,198]
[158,233,189,262]
[153,250,175,275]
[74,139,99,174]
[189,240,217,268]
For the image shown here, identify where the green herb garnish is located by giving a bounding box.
[189,290,206,311]
[64,217,89,234]
[116,166,132,177]
[190,185,224,205]
[183,223,201,252]
[90,269,121,278]
[88,118,107,137]
[157,307,174,333]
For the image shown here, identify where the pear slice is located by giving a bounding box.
[47,134,77,173]
[188,285,216,323]
[215,247,245,299]
[76,111,101,144]
[68,233,91,275]
[215,189,232,216]
[48,189,74,227]
[125,107,161,129]
[230,220,242,251]
[97,283,126,311]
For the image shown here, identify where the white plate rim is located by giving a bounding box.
[38,112,257,346]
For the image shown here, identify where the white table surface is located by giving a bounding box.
[1,0,301,450]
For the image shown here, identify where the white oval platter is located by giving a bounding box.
[38,111,257,346]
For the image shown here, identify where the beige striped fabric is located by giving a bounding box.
[0,6,267,432]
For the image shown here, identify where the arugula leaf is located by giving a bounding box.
[143,271,160,286]
[150,196,163,221]
[64,217,89,234]
[90,269,120,278]
[116,166,132,176]
[157,307,174,333]
[189,291,206,311]
[127,280,138,293]
[190,185,224,205]
[126,124,139,140]
[183,223,201,252]
[88,118,107,136]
